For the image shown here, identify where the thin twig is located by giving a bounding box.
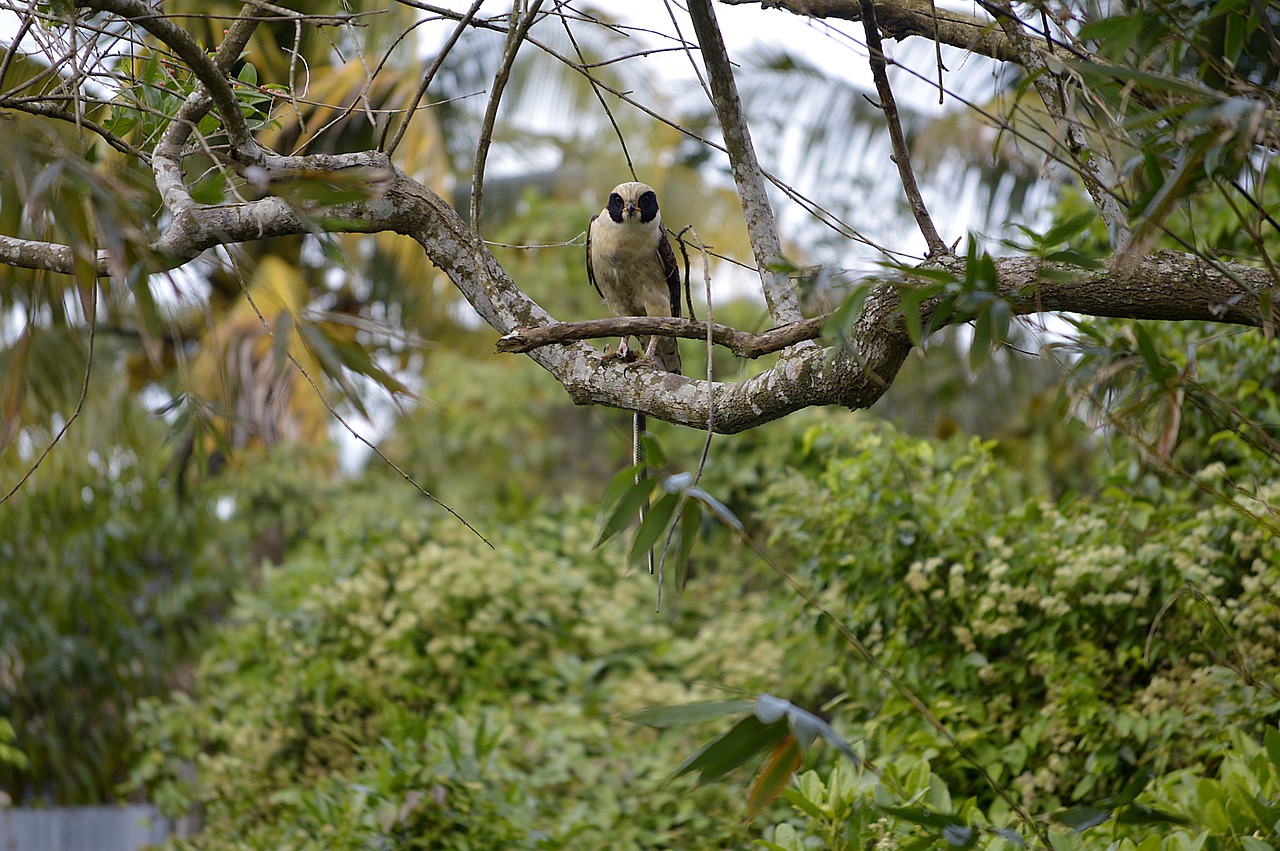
[559,3,636,180]
[1,289,96,505]
[77,0,263,161]
[231,262,494,548]
[382,0,484,155]
[855,0,948,256]
[470,0,544,235]
[686,0,804,326]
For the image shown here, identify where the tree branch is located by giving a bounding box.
[719,0,1068,65]
[0,151,1273,438]
[688,0,803,325]
[494,252,1278,356]
[855,0,948,255]
[496,315,828,359]
[987,3,1132,249]
[76,0,262,161]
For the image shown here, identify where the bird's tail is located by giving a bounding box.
[634,411,654,575]
[650,335,682,375]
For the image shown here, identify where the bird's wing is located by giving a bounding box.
[586,214,603,299]
[657,228,681,318]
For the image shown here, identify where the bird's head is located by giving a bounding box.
[605,182,660,226]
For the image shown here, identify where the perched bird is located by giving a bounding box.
[586,182,683,574]
[586,181,682,374]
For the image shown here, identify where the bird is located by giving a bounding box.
[586,181,683,574]
[586,181,682,375]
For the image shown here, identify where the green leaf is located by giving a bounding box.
[1053,806,1113,832]
[1134,324,1176,383]
[1116,803,1190,826]
[629,491,681,567]
[823,283,871,344]
[970,314,992,372]
[1264,726,1280,773]
[624,700,757,729]
[881,805,962,830]
[595,473,656,547]
[675,499,701,593]
[780,786,826,821]
[673,713,789,785]
[1113,768,1155,806]
[1041,210,1098,248]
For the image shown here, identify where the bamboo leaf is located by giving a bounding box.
[748,734,804,820]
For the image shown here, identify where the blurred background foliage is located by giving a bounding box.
[0,0,1277,848]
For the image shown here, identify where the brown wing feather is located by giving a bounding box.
[657,228,681,318]
[586,214,603,299]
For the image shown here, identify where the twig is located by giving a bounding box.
[495,315,827,359]
[1,288,96,505]
[380,0,484,156]
[77,0,263,161]
[470,0,544,235]
[987,0,1131,250]
[856,0,948,256]
[559,6,637,181]
[686,0,803,326]
[656,228,717,613]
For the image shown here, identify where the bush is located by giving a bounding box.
[0,388,252,805]
[131,482,829,849]
[755,417,1279,813]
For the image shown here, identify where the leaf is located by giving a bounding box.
[753,694,860,764]
[675,499,701,593]
[629,491,681,568]
[823,283,871,344]
[748,734,805,820]
[1113,768,1155,806]
[594,472,656,547]
[1116,803,1191,826]
[970,314,993,372]
[942,823,976,847]
[1041,210,1099,248]
[780,786,826,821]
[1134,324,1176,383]
[993,827,1026,847]
[673,713,789,786]
[881,805,961,830]
[624,700,756,729]
[1052,806,1113,832]
[1265,726,1280,774]
[686,486,743,532]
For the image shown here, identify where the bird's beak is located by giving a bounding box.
[624,201,638,219]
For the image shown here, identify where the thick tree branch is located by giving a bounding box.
[494,252,1278,353]
[719,0,1066,64]
[688,0,803,325]
[0,147,1275,434]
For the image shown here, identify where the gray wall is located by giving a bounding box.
[0,806,174,851]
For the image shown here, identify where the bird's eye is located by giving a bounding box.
[608,193,623,208]
[640,191,656,207]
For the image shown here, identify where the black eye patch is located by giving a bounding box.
[607,192,625,222]
[638,190,659,223]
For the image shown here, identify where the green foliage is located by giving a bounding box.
[0,385,250,805]
[130,480,832,849]
[756,417,1278,813]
